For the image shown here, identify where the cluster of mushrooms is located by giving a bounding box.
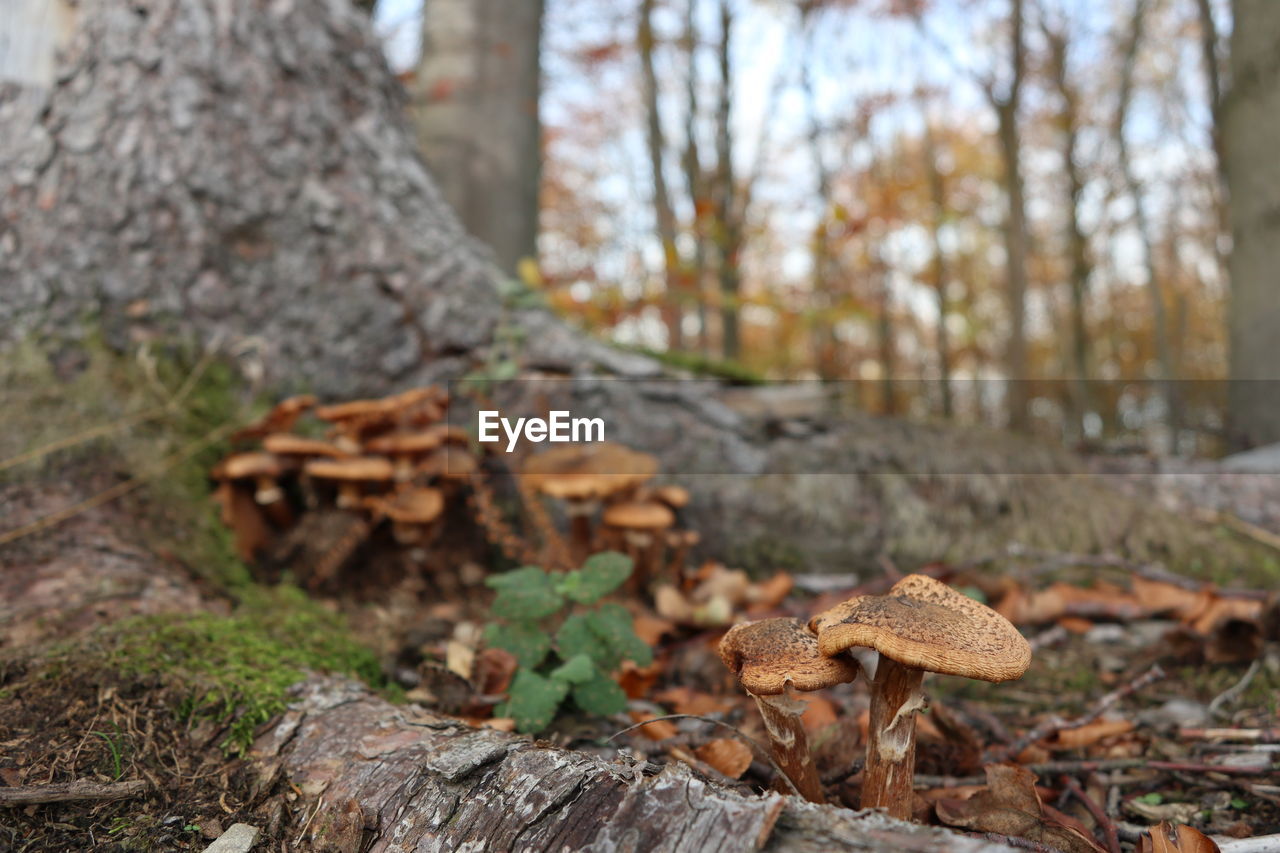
[517,441,699,583]
[211,388,700,587]
[719,575,1032,819]
[210,387,476,578]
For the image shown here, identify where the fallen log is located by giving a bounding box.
[259,677,1016,852]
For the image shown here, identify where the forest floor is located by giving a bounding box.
[1,348,1278,852]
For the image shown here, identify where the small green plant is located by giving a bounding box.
[483,552,652,733]
[92,723,126,779]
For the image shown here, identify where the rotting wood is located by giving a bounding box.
[260,677,1019,852]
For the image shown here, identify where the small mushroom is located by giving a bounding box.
[304,456,395,509]
[262,433,349,459]
[601,501,674,592]
[653,484,690,511]
[811,574,1031,820]
[365,430,444,481]
[719,618,858,803]
[370,486,445,545]
[232,394,318,442]
[522,442,658,563]
[214,451,292,527]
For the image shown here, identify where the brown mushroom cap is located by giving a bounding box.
[654,485,690,509]
[719,618,859,695]
[314,398,390,423]
[522,442,657,500]
[364,430,445,456]
[378,487,445,523]
[262,433,349,458]
[304,456,395,482]
[812,574,1031,683]
[602,501,674,531]
[216,452,284,480]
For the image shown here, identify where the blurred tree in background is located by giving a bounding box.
[404,0,1244,449]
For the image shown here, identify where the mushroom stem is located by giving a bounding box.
[862,657,926,819]
[751,691,826,804]
[565,499,596,565]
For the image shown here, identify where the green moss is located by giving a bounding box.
[40,587,388,755]
[728,534,806,578]
[624,345,765,385]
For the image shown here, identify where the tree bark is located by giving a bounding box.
[411,0,544,274]
[1225,0,1280,449]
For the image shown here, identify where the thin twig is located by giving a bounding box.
[607,713,802,798]
[988,664,1165,763]
[1208,659,1263,720]
[0,779,148,806]
[1061,775,1120,853]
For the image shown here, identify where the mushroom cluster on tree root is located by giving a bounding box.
[211,387,471,586]
[719,574,1031,818]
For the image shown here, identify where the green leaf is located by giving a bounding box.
[562,552,633,605]
[503,669,569,733]
[549,653,595,685]
[483,622,551,670]
[572,670,628,717]
[588,604,653,668]
[1231,798,1249,810]
[556,614,597,666]
[556,605,653,671]
[1137,793,1163,805]
[486,566,563,621]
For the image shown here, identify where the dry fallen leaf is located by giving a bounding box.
[801,695,838,733]
[471,646,517,696]
[654,686,733,716]
[695,738,753,779]
[1136,821,1221,853]
[1047,718,1136,750]
[934,764,1106,853]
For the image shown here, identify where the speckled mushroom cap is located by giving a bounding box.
[602,501,674,531]
[522,442,658,500]
[810,574,1031,683]
[719,618,859,696]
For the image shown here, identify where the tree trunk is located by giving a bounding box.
[639,0,685,351]
[922,120,954,419]
[1044,24,1093,444]
[412,0,544,275]
[1225,0,1280,449]
[1116,0,1181,454]
[682,0,711,356]
[991,0,1030,433]
[714,0,742,362]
